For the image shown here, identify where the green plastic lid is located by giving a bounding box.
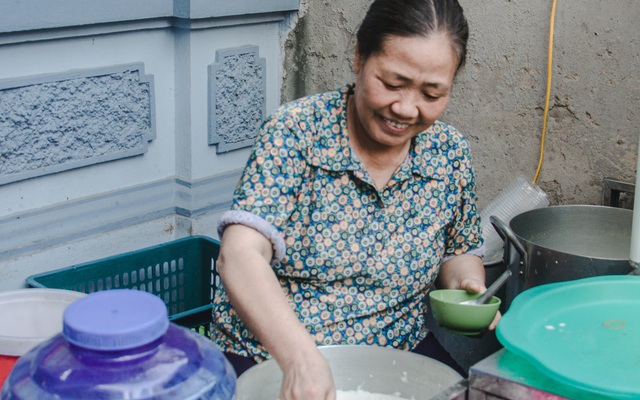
[497,275,640,399]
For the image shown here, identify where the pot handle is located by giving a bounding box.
[489,215,528,278]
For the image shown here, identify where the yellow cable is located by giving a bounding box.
[533,0,558,184]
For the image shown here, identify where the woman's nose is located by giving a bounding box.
[390,92,420,119]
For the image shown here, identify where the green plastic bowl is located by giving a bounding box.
[429,289,501,335]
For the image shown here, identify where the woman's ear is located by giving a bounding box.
[354,45,363,74]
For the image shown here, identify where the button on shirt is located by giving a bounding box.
[213,84,483,361]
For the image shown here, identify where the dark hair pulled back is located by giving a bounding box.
[356,0,469,72]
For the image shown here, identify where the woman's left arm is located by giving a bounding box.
[436,254,501,330]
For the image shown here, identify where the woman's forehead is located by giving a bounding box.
[365,34,458,85]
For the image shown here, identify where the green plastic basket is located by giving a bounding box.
[26,236,220,336]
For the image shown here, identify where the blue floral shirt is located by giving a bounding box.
[212,84,483,361]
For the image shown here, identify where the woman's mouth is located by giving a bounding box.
[382,117,410,131]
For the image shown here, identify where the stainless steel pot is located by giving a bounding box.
[491,205,635,307]
[234,345,464,399]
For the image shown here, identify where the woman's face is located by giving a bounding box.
[350,33,459,151]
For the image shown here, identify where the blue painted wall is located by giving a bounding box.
[0,0,300,290]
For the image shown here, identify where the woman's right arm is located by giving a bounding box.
[217,224,336,400]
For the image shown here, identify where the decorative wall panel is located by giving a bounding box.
[0,64,155,185]
[208,46,266,153]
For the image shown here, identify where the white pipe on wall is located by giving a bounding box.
[630,135,640,268]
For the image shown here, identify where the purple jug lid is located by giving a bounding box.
[62,289,169,351]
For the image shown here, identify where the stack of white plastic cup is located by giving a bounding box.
[480,176,549,265]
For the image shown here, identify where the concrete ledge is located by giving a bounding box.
[0,169,241,260]
[0,0,300,34]
[174,0,300,19]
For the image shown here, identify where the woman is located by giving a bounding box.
[213,0,496,398]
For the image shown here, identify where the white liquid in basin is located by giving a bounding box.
[336,389,410,400]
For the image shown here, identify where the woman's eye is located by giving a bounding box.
[423,93,439,100]
[383,82,401,90]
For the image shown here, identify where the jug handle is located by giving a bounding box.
[490,215,529,279]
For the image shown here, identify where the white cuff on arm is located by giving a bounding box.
[217,210,287,265]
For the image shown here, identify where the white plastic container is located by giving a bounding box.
[480,176,549,265]
[0,289,86,387]
[0,288,86,357]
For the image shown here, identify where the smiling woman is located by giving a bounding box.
[212,1,489,399]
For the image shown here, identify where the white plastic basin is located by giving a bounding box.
[0,288,86,356]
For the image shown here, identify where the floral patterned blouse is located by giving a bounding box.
[212,84,483,361]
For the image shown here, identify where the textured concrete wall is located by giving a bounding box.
[209,46,267,152]
[0,65,154,185]
[282,0,640,208]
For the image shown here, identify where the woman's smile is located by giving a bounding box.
[381,116,410,132]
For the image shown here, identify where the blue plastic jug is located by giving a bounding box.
[1,289,236,399]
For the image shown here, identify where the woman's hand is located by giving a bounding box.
[437,254,502,330]
[458,277,502,330]
[279,347,336,400]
